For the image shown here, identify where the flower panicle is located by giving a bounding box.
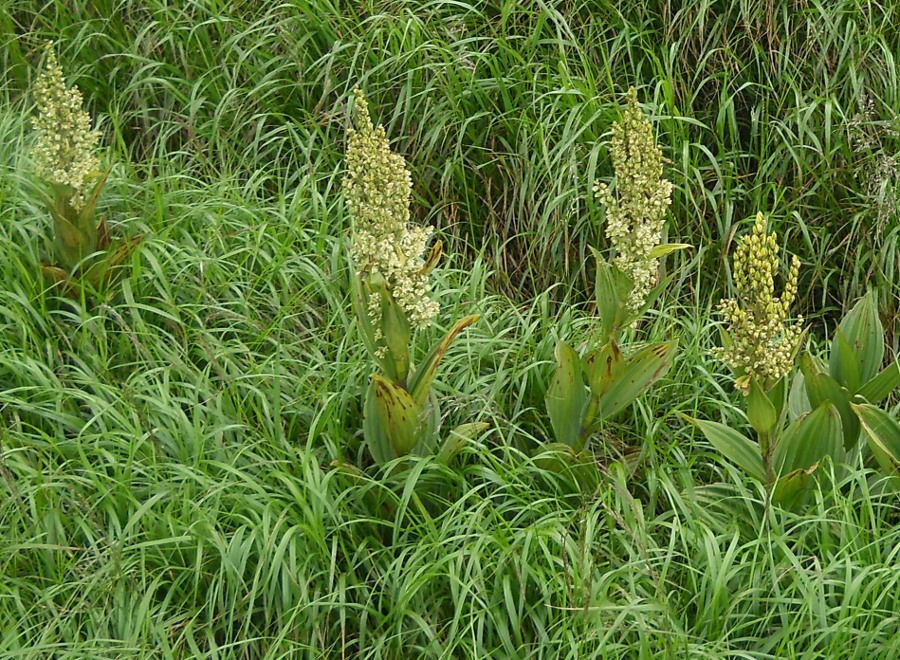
[343,87,438,331]
[593,87,674,313]
[713,212,804,391]
[31,42,101,211]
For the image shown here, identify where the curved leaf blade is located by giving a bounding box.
[371,374,422,456]
[857,360,900,405]
[591,250,632,342]
[773,465,818,510]
[773,402,843,476]
[684,415,766,482]
[545,340,589,450]
[408,314,479,407]
[831,290,884,386]
[363,379,395,465]
[583,338,624,398]
[800,355,860,450]
[853,402,900,478]
[596,340,676,419]
[747,377,778,437]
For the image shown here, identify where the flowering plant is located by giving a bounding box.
[545,88,683,453]
[712,212,804,394]
[688,216,900,507]
[31,43,141,294]
[343,88,481,464]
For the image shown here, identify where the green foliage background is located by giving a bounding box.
[1,1,899,657]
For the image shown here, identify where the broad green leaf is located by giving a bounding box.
[77,168,110,226]
[441,422,490,462]
[381,288,411,385]
[800,355,860,450]
[411,392,440,457]
[596,340,676,419]
[852,402,900,477]
[583,338,624,398]
[647,242,692,259]
[829,330,861,393]
[773,402,843,475]
[451,422,489,441]
[747,377,778,437]
[351,275,381,365]
[53,211,85,250]
[692,483,765,524]
[363,379,395,465]
[787,371,811,421]
[545,340,589,450]
[684,415,766,482]
[772,465,817,510]
[52,207,91,270]
[408,314,480,407]
[831,291,884,385]
[857,360,900,405]
[371,374,422,456]
[766,375,788,419]
[591,249,632,342]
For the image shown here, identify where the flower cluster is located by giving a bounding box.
[31,43,101,211]
[594,87,673,312]
[848,91,900,234]
[713,212,804,391]
[343,87,438,329]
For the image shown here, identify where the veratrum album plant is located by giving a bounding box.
[343,87,481,465]
[545,87,684,454]
[30,42,141,294]
[690,215,900,508]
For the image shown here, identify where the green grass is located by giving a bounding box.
[2,1,900,658]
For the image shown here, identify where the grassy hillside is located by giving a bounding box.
[1,1,899,658]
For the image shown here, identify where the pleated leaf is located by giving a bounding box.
[773,402,843,476]
[831,291,884,386]
[583,338,624,399]
[370,374,422,456]
[684,415,766,482]
[853,402,900,478]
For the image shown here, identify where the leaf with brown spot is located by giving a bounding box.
[583,338,624,398]
[596,340,677,419]
[371,374,422,456]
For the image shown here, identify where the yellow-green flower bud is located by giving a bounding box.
[713,212,804,390]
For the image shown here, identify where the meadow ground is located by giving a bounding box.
[1,2,900,658]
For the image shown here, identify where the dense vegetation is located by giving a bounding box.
[1,1,899,657]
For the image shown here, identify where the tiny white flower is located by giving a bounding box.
[31,43,101,211]
[344,87,439,329]
[595,87,673,313]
